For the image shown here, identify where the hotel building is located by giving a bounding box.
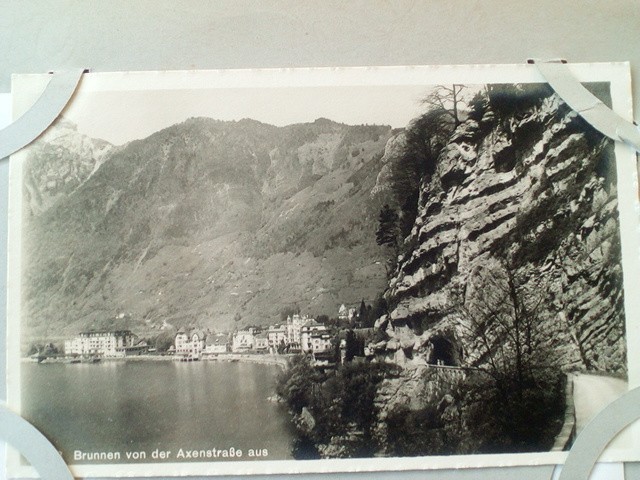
[64,330,137,357]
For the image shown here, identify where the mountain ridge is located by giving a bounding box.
[22,116,395,341]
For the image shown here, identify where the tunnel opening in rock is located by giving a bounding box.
[427,334,460,366]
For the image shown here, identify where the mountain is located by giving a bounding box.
[23,118,114,216]
[377,87,625,375]
[21,117,394,340]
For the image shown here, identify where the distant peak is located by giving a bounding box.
[179,117,275,129]
[182,116,224,125]
[237,118,266,125]
[313,117,338,126]
[54,117,78,131]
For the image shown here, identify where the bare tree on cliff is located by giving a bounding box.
[455,259,563,449]
[460,259,554,392]
[422,84,467,128]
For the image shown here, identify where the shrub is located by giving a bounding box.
[487,83,554,120]
[467,90,489,122]
[279,358,400,458]
[384,367,565,456]
[391,109,454,239]
[454,368,566,453]
[276,355,325,414]
[385,404,448,456]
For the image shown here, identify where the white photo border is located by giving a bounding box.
[6,63,639,478]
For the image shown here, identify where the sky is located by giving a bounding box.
[61,84,442,145]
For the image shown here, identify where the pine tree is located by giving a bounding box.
[376,204,400,251]
[358,299,367,327]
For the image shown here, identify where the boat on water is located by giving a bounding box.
[36,356,83,364]
[176,354,200,362]
[63,357,81,364]
[81,356,101,364]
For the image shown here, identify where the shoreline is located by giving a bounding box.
[206,353,290,368]
[21,353,292,368]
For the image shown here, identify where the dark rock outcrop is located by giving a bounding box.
[381,93,625,374]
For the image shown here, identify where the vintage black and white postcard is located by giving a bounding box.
[6,64,640,478]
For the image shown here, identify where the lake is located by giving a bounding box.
[21,360,296,464]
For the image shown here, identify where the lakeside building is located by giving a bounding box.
[64,330,137,357]
[254,333,269,352]
[300,320,331,353]
[232,328,256,352]
[204,333,229,355]
[167,313,336,358]
[116,340,149,357]
[286,313,313,349]
[175,328,206,359]
[338,304,357,322]
[267,324,287,352]
[309,330,333,353]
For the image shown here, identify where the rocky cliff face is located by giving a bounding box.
[378,92,625,374]
[23,119,113,216]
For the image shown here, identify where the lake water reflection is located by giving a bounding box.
[21,361,295,463]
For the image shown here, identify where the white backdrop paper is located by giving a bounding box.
[1,1,638,479]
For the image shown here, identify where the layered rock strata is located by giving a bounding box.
[380,94,626,374]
